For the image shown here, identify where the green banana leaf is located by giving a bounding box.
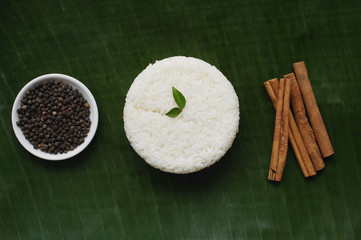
[1,0,361,239]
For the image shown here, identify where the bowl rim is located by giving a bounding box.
[11,73,99,161]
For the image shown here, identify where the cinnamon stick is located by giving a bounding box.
[267,78,291,181]
[275,78,291,181]
[284,73,324,171]
[266,79,316,177]
[268,79,285,180]
[293,62,334,158]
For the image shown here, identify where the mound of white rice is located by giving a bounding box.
[123,56,239,174]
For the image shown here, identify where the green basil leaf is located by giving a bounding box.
[172,87,186,110]
[165,107,181,118]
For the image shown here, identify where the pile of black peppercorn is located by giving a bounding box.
[16,80,91,154]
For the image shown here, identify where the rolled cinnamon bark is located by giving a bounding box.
[293,62,334,158]
[284,73,324,171]
[268,78,285,180]
[267,78,316,177]
[275,78,291,181]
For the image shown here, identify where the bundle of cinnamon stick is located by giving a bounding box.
[265,61,334,181]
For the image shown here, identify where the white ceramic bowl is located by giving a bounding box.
[11,73,99,160]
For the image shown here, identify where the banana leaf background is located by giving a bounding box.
[1,0,361,239]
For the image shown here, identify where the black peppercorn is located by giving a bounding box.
[17,80,91,154]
